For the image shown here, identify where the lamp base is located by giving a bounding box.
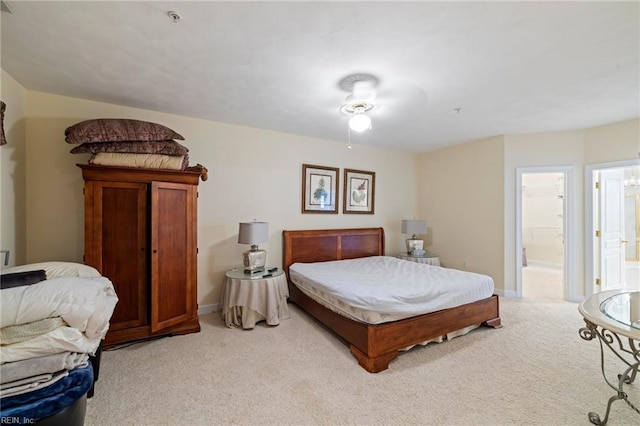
[243,247,266,274]
[406,238,424,255]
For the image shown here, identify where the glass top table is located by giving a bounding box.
[225,267,284,280]
[578,290,640,425]
[600,291,640,331]
[579,290,640,340]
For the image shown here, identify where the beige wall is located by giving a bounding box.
[504,130,585,298]
[0,70,27,268]
[23,90,417,309]
[584,119,640,165]
[418,119,640,301]
[416,136,505,291]
[417,118,639,300]
[501,119,638,299]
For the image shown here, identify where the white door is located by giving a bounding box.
[598,169,625,291]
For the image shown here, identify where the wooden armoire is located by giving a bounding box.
[79,164,201,348]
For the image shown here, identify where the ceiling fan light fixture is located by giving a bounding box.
[342,101,375,133]
[349,113,372,132]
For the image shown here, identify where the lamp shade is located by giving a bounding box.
[238,222,269,245]
[401,219,427,235]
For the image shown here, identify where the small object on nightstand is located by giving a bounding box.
[268,267,278,273]
[262,274,272,278]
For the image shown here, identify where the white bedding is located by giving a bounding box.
[0,262,118,389]
[0,370,69,398]
[1,327,102,364]
[1,275,118,339]
[1,317,66,345]
[289,256,494,324]
[1,351,89,384]
[1,261,101,279]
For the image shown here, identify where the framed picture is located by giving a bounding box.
[343,168,375,214]
[302,164,339,214]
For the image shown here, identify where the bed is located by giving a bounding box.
[282,227,501,373]
[1,262,118,425]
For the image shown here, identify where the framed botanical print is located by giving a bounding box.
[302,164,339,214]
[343,168,375,214]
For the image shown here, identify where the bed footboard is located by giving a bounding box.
[288,276,501,373]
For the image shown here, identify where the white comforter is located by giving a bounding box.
[1,327,102,364]
[289,256,494,316]
[1,276,118,340]
[1,264,118,396]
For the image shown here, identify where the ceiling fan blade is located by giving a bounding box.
[377,80,428,111]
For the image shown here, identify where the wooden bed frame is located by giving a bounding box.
[282,227,502,373]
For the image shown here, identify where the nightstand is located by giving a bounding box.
[395,252,441,266]
[220,268,290,329]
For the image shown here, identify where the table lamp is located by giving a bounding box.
[238,221,269,274]
[401,219,427,255]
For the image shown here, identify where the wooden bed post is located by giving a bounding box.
[350,346,399,373]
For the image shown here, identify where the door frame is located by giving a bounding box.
[585,158,640,297]
[626,194,640,261]
[516,166,575,300]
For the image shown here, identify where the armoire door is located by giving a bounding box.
[150,181,197,332]
[84,181,148,331]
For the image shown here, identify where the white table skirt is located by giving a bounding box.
[395,253,441,266]
[221,273,290,329]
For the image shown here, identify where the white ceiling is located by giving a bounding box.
[1,1,638,153]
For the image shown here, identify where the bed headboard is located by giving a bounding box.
[282,227,385,275]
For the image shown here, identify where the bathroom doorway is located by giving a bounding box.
[516,166,574,301]
[521,172,565,299]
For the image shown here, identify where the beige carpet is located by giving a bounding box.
[523,261,640,301]
[86,298,639,426]
[523,262,564,300]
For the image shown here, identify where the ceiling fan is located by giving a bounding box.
[339,73,379,133]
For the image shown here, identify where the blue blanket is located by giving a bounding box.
[0,364,93,422]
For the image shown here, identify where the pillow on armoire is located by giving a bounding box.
[65,118,184,144]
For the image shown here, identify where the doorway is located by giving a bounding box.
[521,173,565,299]
[516,166,574,301]
[585,159,640,295]
[626,193,640,262]
[626,192,640,289]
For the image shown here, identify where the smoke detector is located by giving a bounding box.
[167,11,181,23]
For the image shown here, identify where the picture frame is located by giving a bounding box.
[343,168,375,214]
[302,164,339,214]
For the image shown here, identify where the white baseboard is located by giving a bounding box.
[568,295,584,303]
[197,303,219,315]
[526,260,563,269]
[494,288,518,298]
